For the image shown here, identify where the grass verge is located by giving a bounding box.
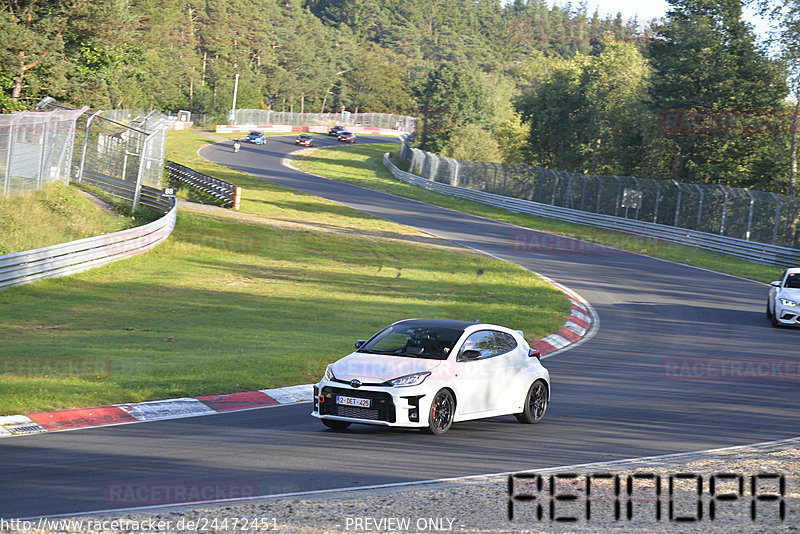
[0,183,139,255]
[0,130,570,415]
[291,143,785,283]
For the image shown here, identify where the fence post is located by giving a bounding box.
[695,184,704,229]
[579,174,587,211]
[36,120,50,189]
[653,180,661,223]
[610,176,621,217]
[550,169,559,205]
[3,115,15,197]
[132,131,156,211]
[595,175,603,213]
[77,110,103,184]
[719,185,729,234]
[631,177,641,219]
[745,189,755,241]
[770,192,781,245]
[672,180,682,227]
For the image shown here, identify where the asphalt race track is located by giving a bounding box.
[1,134,798,519]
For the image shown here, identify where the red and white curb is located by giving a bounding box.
[0,385,313,437]
[529,277,598,359]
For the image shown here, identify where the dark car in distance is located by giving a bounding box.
[337,131,357,143]
[295,134,313,147]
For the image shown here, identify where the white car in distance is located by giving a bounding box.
[312,319,550,434]
[767,267,800,327]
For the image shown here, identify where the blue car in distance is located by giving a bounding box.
[246,131,266,144]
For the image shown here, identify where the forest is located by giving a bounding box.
[1,0,799,194]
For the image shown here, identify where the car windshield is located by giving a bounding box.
[249,132,260,136]
[359,324,464,360]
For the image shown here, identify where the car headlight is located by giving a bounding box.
[324,365,335,380]
[385,371,430,387]
[779,298,798,307]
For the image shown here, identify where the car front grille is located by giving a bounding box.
[319,387,396,423]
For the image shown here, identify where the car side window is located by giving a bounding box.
[786,273,800,289]
[459,330,518,360]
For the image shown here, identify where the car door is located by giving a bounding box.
[453,330,517,415]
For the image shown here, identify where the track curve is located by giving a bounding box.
[1,134,797,519]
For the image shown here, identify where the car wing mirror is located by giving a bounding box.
[460,349,481,361]
[770,281,781,287]
[354,339,366,349]
[528,348,541,361]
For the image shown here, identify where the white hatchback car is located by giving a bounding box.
[312,319,550,434]
[767,268,800,327]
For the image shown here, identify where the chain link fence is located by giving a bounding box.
[0,106,87,197]
[399,141,800,249]
[1,99,175,211]
[230,109,416,132]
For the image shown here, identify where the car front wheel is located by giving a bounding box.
[321,419,351,430]
[515,380,548,424]
[425,389,455,434]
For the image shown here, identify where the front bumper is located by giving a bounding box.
[775,304,800,325]
[311,381,429,428]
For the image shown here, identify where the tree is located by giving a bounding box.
[414,63,491,154]
[0,2,71,107]
[761,0,800,196]
[648,0,788,186]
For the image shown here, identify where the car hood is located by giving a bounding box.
[778,288,800,301]
[330,352,443,383]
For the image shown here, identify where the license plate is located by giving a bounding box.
[336,395,370,408]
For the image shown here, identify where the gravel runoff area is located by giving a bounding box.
[7,436,797,534]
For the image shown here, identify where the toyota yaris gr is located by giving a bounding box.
[767,267,800,327]
[312,319,550,434]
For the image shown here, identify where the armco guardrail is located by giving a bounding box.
[383,154,800,267]
[82,170,173,212]
[0,198,177,290]
[166,161,241,209]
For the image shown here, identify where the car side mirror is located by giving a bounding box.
[355,340,366,349]
[460,349,481,361]
[528,348,541,361]
[771,281,781,287]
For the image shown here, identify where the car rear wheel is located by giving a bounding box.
[321,419,351,430]
[515,380,548,424]
[425,389,454,435]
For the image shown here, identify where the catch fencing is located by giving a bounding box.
[0,106,87,197]
[398,142,800,250]
[229,109,416,132]
[2,99,175,211]
[385,155,800,266]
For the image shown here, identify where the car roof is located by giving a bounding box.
[785,267,800,275]
[392,318,482,329]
